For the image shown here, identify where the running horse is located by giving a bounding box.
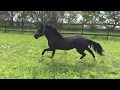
[34,24,104,60]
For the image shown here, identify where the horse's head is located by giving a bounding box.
[34,23,60,39]
[34,24,46,39]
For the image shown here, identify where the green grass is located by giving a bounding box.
[0,32,120,79]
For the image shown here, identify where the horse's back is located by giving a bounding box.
[65,34,87,41]
[65,35,88,48]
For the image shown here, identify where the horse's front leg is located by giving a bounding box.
[42,48,56,58]
[50,49,56,58]
[42,48,51,55]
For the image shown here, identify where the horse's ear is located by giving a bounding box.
[47,23,61,29]
[45,24,54,28]
[34,22,41,29]
[57,25,62,28]
[39,23,47,28]
[52,24,58,29]
[56,24,62,29]
[40,23,44,26]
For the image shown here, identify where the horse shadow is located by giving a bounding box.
[31,56,110,79]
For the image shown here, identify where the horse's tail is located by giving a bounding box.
[87,39,104,55]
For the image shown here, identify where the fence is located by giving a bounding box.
[0,21,120,40]
[0,21,37,33]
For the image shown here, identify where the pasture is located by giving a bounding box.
[0,32,120,79]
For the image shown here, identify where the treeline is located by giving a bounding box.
[0,11,120,30]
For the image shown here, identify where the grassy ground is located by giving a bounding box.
[0,32,120,79]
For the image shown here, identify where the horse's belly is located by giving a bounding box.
[57,47,74,50]
[48,39,74,50]
[56,42,74,50]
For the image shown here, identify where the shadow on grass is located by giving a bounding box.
[30,56,110,79]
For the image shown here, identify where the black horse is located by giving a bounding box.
[34,24,104,60]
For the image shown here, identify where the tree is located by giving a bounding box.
[80,11,101,29]
[0,11,6,21]
[7,11,18,26]
[103,11,120,30]
[64,11,79,24]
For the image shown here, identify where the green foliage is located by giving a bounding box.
[66,11,78,23]
[0,32,120,79]
[0,11,120,30]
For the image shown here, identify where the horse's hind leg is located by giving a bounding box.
[86,48,95,60]
[80,53,86,59]
[76,48,86,60]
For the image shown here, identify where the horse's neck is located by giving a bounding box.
[45,32,64,41]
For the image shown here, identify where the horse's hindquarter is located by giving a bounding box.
[73,37,88,48]
[57,37,88,50]
[65,36,88,49]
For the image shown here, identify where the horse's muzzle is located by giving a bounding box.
[34,33,39,39]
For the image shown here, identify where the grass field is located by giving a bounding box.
[0,32,120,79]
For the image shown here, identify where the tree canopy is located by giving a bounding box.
[0,11,120,29]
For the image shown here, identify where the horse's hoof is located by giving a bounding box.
[42,52,44,55]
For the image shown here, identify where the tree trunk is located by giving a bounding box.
[10,11,14,26]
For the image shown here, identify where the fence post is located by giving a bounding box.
[107,29,109,40]
[81,24,84,35]
[4,21,6,32]
[21,19,24,33]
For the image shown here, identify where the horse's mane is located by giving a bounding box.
[46,24,64,39]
